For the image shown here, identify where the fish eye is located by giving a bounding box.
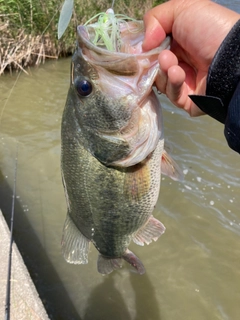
[75,78,92,97]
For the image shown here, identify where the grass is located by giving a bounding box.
[0,0,166,75]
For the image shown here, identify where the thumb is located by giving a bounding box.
[142,1,175,51]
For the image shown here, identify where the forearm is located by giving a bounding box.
[189,19,240,153]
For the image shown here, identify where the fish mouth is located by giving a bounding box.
[77,24,170,78]
[77,19,146,55]
[76,21,170,167]
[77,23,170,105]
[77,18,171,101]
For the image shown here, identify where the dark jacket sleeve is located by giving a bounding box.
[189,19,240,154]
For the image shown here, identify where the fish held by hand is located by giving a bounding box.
[61,9,181,275]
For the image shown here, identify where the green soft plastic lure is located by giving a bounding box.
[84,8,141,52]
[58,0,142,51]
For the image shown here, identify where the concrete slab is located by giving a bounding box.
[0,210,49,320]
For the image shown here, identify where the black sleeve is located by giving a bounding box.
[188,19,240,154]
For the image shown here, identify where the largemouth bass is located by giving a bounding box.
[61,10,179,275]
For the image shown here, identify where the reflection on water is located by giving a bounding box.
[0,1,240,319]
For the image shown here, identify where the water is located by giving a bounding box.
[0,1,240,319]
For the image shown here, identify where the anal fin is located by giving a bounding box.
[98,250,145,275]
[122,249,145,275]
[133,215,165,246]
[61,214,90,264]
[97,255,122,275]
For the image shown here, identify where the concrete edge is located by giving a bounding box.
[0,210,50,320]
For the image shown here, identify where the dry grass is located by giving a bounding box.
[0,21,60,75]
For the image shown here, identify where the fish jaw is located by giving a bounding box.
[111,91,164,167]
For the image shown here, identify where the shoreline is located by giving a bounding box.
[0,21,74,76]
[0,210,50,319]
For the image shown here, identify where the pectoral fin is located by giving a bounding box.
[161,149,184,181]
[61,214,90,264]
[133,215,165,246]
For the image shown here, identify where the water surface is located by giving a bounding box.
[0,1,240,319]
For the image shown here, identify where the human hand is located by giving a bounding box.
[143,0,240,116]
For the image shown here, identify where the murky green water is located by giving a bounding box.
[1,1,240,319]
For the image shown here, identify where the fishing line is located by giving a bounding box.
[41,4,62,36]
[0,72,21,128]
[5,142,19,320]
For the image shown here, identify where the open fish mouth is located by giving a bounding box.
[77,21,170,103]
[77,11,170,74]
[74,10,170,167]
[81,8,146,53]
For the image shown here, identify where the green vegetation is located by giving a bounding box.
[0,0,166,74]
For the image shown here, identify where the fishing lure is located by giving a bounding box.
[84,9,141,52]
[58,0,142,52]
